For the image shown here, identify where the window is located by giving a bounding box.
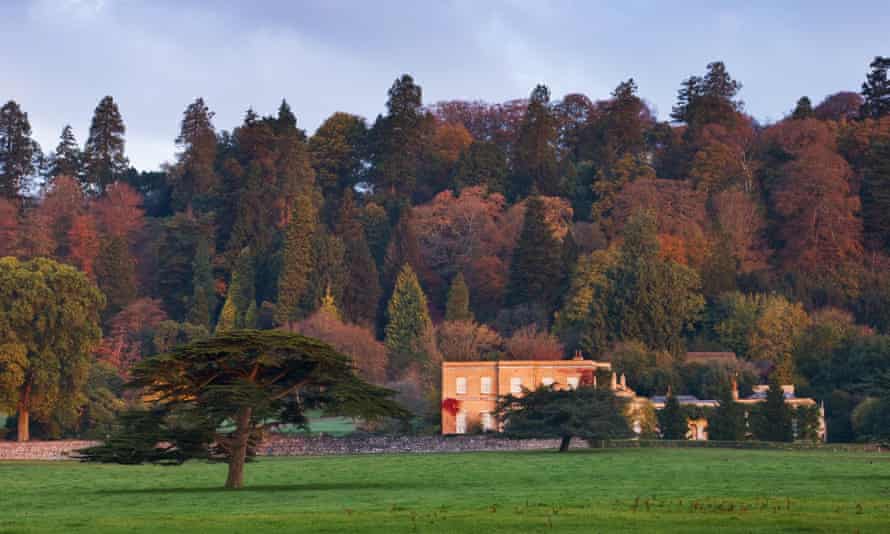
[510,377,522,394]
[455,412,467,434]
[456,377,467,395]
[567,376,580,390]
[480,376,492,394]
[480,412,494,432]
[542,377,554,387]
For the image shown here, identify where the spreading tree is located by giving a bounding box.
[445,272,472,322]
[659,393,688,440]
[0,257,105,441]
[78,330,407,488]
[0,100,38,199]
[83,96,129,194]
[384,264,435,379]
[498,385,631,452]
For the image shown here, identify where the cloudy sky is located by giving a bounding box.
[1,0,887,170]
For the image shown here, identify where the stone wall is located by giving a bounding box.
[0,435,570,460]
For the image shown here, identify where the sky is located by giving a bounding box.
[1,0,887,171]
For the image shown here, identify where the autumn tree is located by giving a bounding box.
[169,98,218,211]
[436,320,502,361]
[504,325,564,360]
[814,92,864,121]
[861,56,890,119]
[96,298,168,375]
[67,214,101,279]
[79,330,406,488]
[0,257,104,441]
[384,264,436,380]
[0,198,19,257]
[445,272,472,321]
[83,96,129,194]
[0,100,38,199]
[275,191,317,324]
[512,84,559,198]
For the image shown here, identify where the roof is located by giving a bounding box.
[442,360,612,369]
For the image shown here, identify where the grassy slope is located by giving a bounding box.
[1,449,888,533]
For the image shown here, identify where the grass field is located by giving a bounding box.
[1,448,888,533]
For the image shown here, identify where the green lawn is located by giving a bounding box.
[1,448,888,533]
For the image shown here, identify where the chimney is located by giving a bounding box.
[610,372,617,390]
[573,349,583,361]
[620,373,627,388]
[731,376,739,401]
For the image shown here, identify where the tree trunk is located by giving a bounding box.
[225,407,253,489]
[559,436,571,452]
[17,382,31,442]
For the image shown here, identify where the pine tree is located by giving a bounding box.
[83,96,128,194]
[791,96,814,120]
[707,386,746,441]
[94,235,137,318]
[659,393,688,440]
[862,138,890,250]
[371,74,428,200]
[512,84,559,198]
[171,98,217,211]
[507,196,563,309]
[861,56,890,119]
[337,193,382,325]
[0,100,37,199]
[187,235,216,330]
[752,379,793,442]
[275,191,316,325]
[445,272,472,321]
[275,99,298,134]
[384,264,434,379]
[47,125,82,185]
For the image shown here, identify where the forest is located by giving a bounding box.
[1,57,889,443]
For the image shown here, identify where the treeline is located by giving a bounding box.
[1,57,890,442]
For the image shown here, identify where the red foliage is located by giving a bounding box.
[67,214,101,278]
[0,198,18,257]
[95,182,145,238]
[504,325,564,361]
[96,298,168,375]
[441,397,461,416]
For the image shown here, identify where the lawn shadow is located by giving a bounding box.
[98,481,419,495]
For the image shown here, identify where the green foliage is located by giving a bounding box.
[861,138,890,250]
[791,97,814,120]
[659,394,688,440]
[155,213,203,321]
[751,380,793,442]
[0,100,37,199]
[79,330,407,488]
[608,341,679,397]
[95,235,137,319]
[47,124,83,184]
[507,196,563,309]
[151,321,210,354]
[512,85,559,198]
[707,387,746,441]
[187,235,217,330]
[384,264,435,379]
[170,98,218,211]
[452,141,507,194]
[498,385,631,451]
[0,257,105,440]
[83,96,129,194]
[860,56,890,119]
[444,272,472,322]
[303,229,347,315]
[217,247,256,332]
[275,191,317,325]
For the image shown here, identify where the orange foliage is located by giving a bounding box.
[95,182,145,238]
[0,198,18,257]
[504,325,564,361]
[657,234,689,265]
[431,122,473,164]
[67,214,101,278]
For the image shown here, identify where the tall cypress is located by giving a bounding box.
[659,393,688,440]
[507,196,563,309]
[0,100,37,199]
[187,235,217,330]
[275,191,316,325]
[445,272,472,322]
[862,139,890,250]
[83,96,128,194]
[216,247,255,332]
[385,264,434,379]
[94,235,137,319]
[337,193,381,325]
[707,386,746,441]
[512,85,558,198]
[752,379,793,442]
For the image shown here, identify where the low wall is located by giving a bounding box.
[0,436,571,460]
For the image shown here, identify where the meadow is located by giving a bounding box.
[1,448,888,533]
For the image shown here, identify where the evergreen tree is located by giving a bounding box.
[384,264,434,379]
[861,56,890,119]
[512,85,559,198]
[303,229,347,314]
[47,125,82,185]
[309,112,367,205]
[83,96,129,194]
[752,379,793,442]
[371,74,428,200]
[452,141,508,194]
[275,191,316,325]
[445,272,472,321]
[659,393,688,440]
[671,61,742,130]
[862,138,890,250]
[707,385,746,441]
[275,99,298,133]
[216,247,255,332]
[94,235,137,319]
[507,196,563,309]
[337,192,382,325]
[791,96,814,120]
[171,98,217,211]
[187,235,216,330]
[0,100,37,199]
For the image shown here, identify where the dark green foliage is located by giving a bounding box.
[0,100,38,199]
[187,235,217,330]
[671,61,743,130]
[310,112,367,221]
[751,380,793,442]
[497,385,631,451]
[150,320,209,354]
[707,387,746,441]
[275,191,317,325]
[861,56,890,119]
[452,141,507,194]
[862,138,890,250]
[77,361,126,439]
[700,229,737,298]
[791,97,814,120]
[170,98,218,212]
[95,236,137,319]
[659,394,688,440]
[384,264,435,379]
[512,85,559,198]
[507,196,563,309]
[445,272,472,321]
[303,229,347,314]
[217,247,257,332]
[336,193,381,325]
[48,125,82,184]
[794,404,822,442]
[77,330,407,488]
[83,96,129,194]
[155,213,202,321]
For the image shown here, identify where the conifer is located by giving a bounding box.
[445,272,472,322]
[275,192,316,325]
[187,235,216,330]
[659,393,688,440]
[384,264,434,378]
[83,96,128,194]
[507,196,563,309]
[0,100,37,199]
